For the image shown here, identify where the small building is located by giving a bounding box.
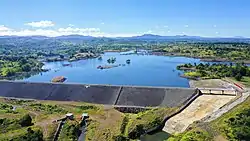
[66,113,74,120]
[81,113,89,120]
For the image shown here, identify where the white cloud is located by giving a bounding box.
[0,25,11,31]
[25,20,55,28]
[215,31,219,34]
[145,30,153,34]
[68,24,74,27]
[167,30,171,33]
[213,25,217,28]
[58,27,100,33]
[0,25,140,37]
[185,25,189,28]
[101,22,105,25]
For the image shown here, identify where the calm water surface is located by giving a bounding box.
[21,52,202,87]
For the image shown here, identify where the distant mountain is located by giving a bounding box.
[53,35,97,43]
[0,34,250,43]
[55,35,95,40]
[233,36,246,39]
[124,34,204,41]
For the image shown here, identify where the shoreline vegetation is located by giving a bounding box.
[177,62,250,82]
[0,47,101,80]
[151,42,250,64]
[150,52,250,64]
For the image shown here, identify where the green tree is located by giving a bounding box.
[1,67,15,77]
[19,114,33,127]
[22,64,31,72]
[235,73,243,81]
[59,55,64,59]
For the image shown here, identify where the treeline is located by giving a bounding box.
[155,43,250,61]
[177,62,250,81]
[0,56,44,78]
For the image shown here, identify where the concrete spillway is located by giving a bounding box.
[0,81,196,107]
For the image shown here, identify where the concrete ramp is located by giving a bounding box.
[163,95,235,134]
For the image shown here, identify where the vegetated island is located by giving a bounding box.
[97,57,129,69]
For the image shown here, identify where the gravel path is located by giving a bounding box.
[203,89,250,122]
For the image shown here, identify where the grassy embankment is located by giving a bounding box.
[0,98,175,141]
[0,98,104,141]
[86,107,176,141]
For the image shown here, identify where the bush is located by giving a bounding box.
[77,105,98,111]
[168,129,212,141]
[58,121,81,141]
[113,134,129,141]
[128,124,145,139]
[11,128,43,141]
[235,73,243,81]
[224,109,250,140]
[120,116,129,134]
[19,114,32,127]
[0,118,21,134]
[29,103,67,114]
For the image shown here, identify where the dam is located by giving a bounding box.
[0,81,197,107]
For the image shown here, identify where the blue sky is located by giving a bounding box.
[0,0,249,37]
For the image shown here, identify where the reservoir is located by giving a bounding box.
[21,52,202,87]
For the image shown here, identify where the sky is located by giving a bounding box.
[0,0,250,37]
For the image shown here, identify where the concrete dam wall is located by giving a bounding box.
[0,81,196,107]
